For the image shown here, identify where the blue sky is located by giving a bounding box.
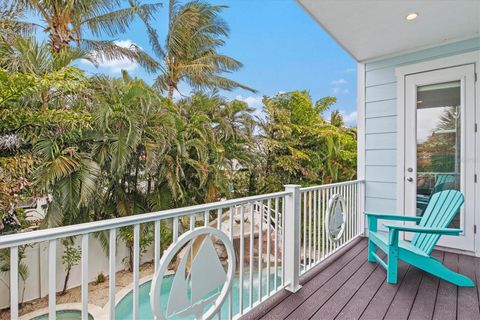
[79,0,357,125]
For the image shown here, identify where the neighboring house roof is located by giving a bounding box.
[297,0,480,62]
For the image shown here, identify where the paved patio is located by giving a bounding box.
[242,238,480,320]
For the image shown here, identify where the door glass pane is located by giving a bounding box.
[416,81,461,227]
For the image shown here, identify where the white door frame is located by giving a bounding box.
[395,51,480,257]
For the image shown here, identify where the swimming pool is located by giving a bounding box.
[115,270,281,319]
[31,310,93,320]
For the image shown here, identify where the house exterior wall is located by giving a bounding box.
[361,37,480,214]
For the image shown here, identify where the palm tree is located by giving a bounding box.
[0,1,34,43]
[34,136,100,227]
[151,0,256,98]
[0,36,89,109]
[10,0,160,71]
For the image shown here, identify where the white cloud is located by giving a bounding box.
[331,78,347,86]
[235,95,265,120]
[332,87,341,94]
[341,110,357,126]
[81,40,140,74]
[235,95,263,110]
[331,78,349,95]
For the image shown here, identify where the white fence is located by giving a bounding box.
[0,180,364,320]
[299,180,364,275]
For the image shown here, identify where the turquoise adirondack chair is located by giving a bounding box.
[364,190,474,287]
[416,174,455,211]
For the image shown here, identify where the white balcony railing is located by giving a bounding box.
[0,180,364,320]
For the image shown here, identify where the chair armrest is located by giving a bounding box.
[383,224,462,235]
[364,212,422,222]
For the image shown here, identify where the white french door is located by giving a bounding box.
[404,64,476,252]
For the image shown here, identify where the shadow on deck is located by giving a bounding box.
[242,238,480,320]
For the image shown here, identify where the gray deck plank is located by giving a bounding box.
[309,252,384,320]
[383,262,423,320]
[432,252,458,320]
[457,254,480,319]
[408,251,444,320]
[359,261,410,320]
[259,239,368,320]
[285,249,368,319]
[246,240,480,320]
[334,256,387,320]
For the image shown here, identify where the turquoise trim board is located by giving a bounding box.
[364,190,474,287]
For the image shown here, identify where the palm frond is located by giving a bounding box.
[81,39,160,73]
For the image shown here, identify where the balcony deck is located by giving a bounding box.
[243,237,480,320]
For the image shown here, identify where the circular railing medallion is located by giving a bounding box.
[150,227,235,320]
[324,194,346,242]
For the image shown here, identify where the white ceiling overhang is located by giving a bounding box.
[297,0,480,62]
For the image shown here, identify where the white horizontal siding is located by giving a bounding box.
[365,116,396,134]
[362,37,480,214]
[366,133,396,150]
[366,166,396,183]
[366,182,397,200]
[366,149,396,166]
[365,99,396,118]
[365,197,397,213]
[365,83,396,102]
[365,67,396,87]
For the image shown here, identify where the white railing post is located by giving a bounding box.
[359,180,366,235]
[284,184,302,293]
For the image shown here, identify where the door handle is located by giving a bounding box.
[407,177,414,182]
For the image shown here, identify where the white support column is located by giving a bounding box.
[81,234,89,320]
[356,62,367,236]
[359,181,366,235]
[10,246,18,320]
[109,228,116,320]
[48,240,56,320]
[133,224,140,320]
[284,184,302,293]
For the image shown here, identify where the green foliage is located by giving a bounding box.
[7,0,161,71]
[0,245,30,302]
[0,69,36,106]
[95,272,106,284]
[256,91,356,193]
[60,241,81,294]
[0,108,92,142]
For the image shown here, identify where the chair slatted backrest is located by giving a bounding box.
[432,175,455,194]
[412,190,464,255]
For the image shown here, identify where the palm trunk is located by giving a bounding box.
[168,85,175,99]
[48,16,73,53]
[62,266,71,294]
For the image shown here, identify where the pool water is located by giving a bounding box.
[32,310,93,320]
[115,270,281,319]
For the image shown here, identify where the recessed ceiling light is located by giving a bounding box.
[406,12,418,21]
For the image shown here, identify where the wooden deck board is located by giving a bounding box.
[242,239,480,320]
[359,261,410,319]
[259,239,367,320]
[433,252,459,320]
[285,249,367,319]
[334,256,387,320]
[408,251,444,320]
[309,252,384,320]
[457,255,480,319]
